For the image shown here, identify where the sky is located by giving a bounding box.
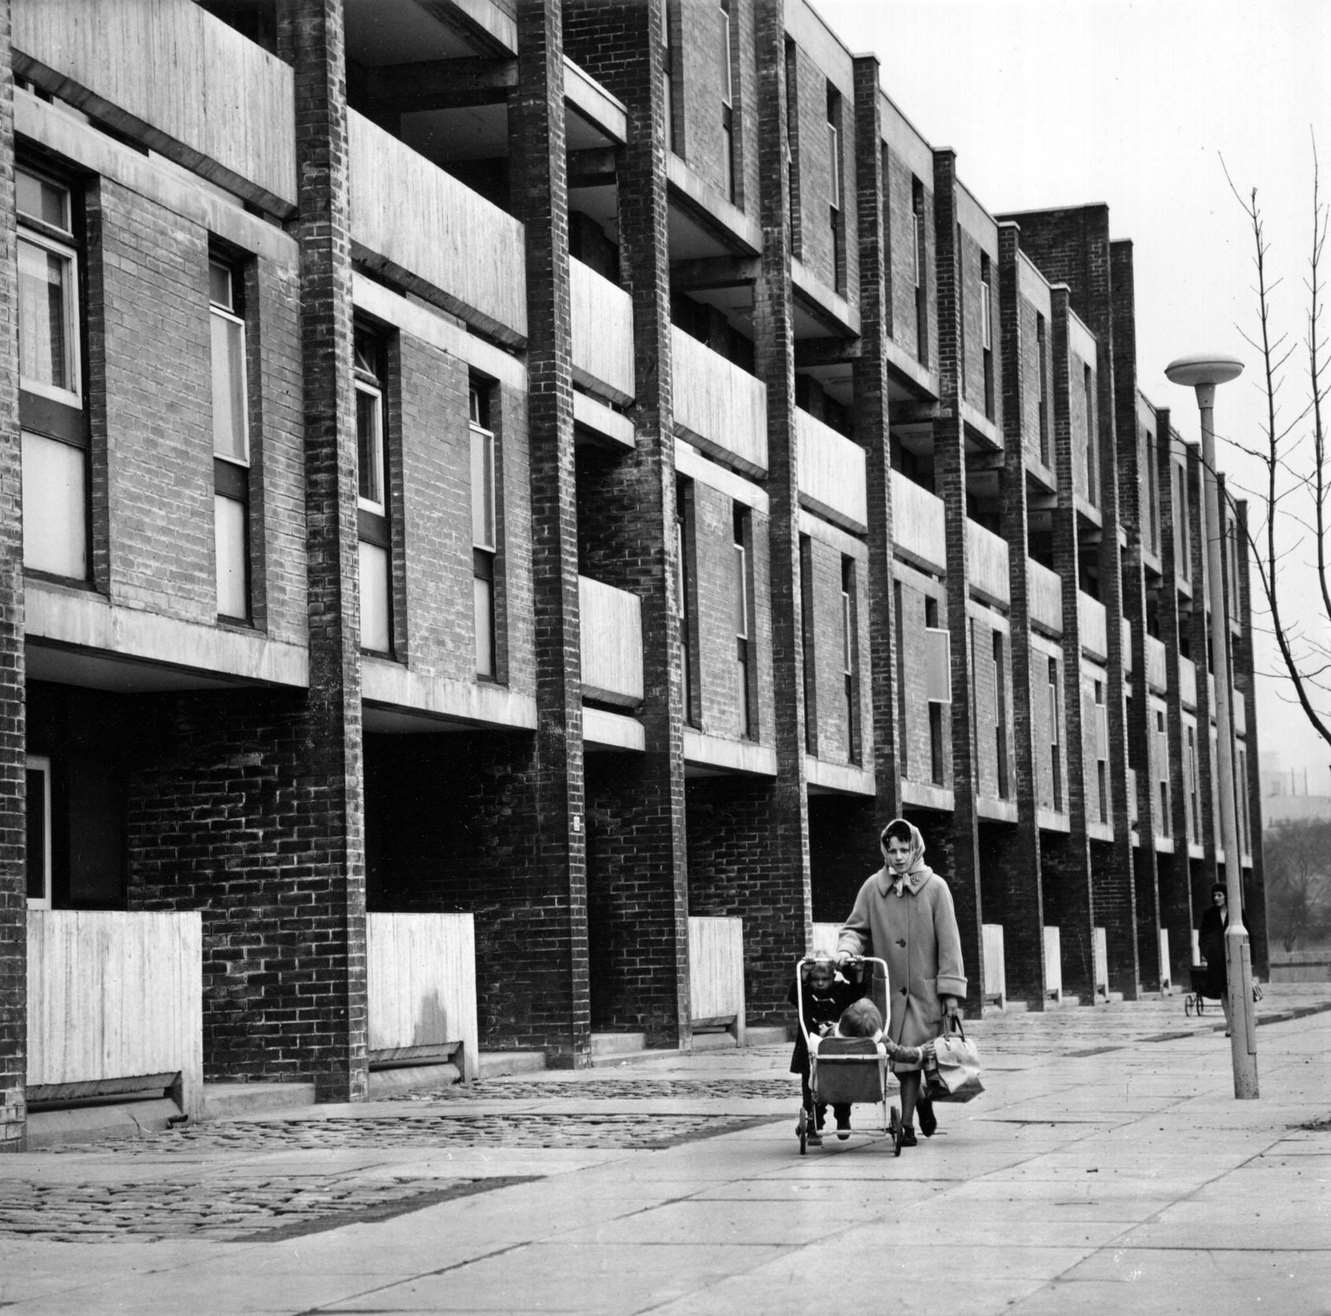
[812,0,1331,794]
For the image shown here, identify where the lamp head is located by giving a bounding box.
[1165,354,1244,388]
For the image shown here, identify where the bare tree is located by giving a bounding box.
[1224,137,1331,748]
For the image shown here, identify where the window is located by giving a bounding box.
[677,479,700,726]
[1174,461,1191,581]
[355,327,391,654]
[664,0,681,155]
[1094,679,1109,823]
[980,254,994,419]
[26,756,52,910]
[1186,724,1199,843]
[734,504,756,739]
[1156,707,1169,828]
[1036,313,1050,466]
[1048,657,1062,810]
[1238,746,1251,854]
[784,38,800,258]
[912,177,928,366]
[720,0,736,202]
[18,165,88,580]
[842,556,860,764]
[925,594,945,785]
[210,257,251,620]
[471,380,498,679]
[1144,429,1159,555]
[827,84,845,294]
[894,579,908,778]
[1083,363,1098,506]
[800,536,816,753]
[993,630,1008,798]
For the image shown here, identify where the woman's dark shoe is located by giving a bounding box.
[899,1125,917,1147]
[917,1096,937,1137]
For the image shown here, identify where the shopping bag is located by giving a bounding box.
[923,1018,984,1103]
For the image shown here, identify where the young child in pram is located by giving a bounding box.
[789,959,923,1143]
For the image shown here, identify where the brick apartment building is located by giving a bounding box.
[0,0,1266,1147]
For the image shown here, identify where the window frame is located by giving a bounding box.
[470,379,499,680]
[16,168,82,410]
[26,755,53,910]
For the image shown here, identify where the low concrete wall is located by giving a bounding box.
[1269,951,1331,983]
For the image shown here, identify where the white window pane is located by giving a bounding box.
[26,757,52,908]
[18,238,77,397]
[357,386,384,510]
[22,431,87,578]
[210,311,248,462]
[17,171,67,229]
[474,575,494,678]
[214,493,248,618]
[735,544,748,636]
[471,425,494,549]
[359,540,390,652]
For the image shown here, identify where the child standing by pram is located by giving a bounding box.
[788,956,864,1143]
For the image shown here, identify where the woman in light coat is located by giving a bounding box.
[836,817,966,1146]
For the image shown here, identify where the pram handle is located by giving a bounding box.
[793,955,889,1041]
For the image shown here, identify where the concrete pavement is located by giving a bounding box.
[1,983,1328,1314]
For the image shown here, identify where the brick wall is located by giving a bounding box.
[127,689,361,1086]
[364,727,591,1051]
[893,572,952,787]
[0,0,24,1147]
[686,774,808,1024]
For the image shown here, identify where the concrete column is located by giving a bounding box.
[851,55,902,824]
[992,222,1046,1008]
[1185,444,1219,903]
[1154,407,1197,986]
[564,0,690,1047]
[1045,285,1095,1002]
[0,0,25,1150]
[279,0,367,1101]
[510,0,589,1066]
[930,149,983,1010]
[746,0,812,1014]
[1106,244,1161,990]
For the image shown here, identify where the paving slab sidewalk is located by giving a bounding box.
[0,984,1327,1314]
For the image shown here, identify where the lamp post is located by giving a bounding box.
[1165,352,1258,1098]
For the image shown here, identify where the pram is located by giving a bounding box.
[793,955,909,1157]
[1184,965,1263,1016]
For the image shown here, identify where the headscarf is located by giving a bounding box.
[880,817,934,890]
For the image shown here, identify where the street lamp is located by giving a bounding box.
[1165,352,1258,1099]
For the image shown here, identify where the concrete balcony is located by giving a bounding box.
[967,520,1009,605]
[579,576,643,708]
[14,0,296,210]
[1179,657,1197,708]
[1145,635,1168,692]
[1028,559,1062,633]
[891,476,946,574]
[1079,592,1108,661]
[671,329,766,475]
[349,111,526,344]
[571,258,634,405]
[796,410,866,531]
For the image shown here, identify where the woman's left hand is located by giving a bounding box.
[943,996,960,1019]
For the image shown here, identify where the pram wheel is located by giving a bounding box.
[889,1104,903,1158]
[1184,994,1194,1016]
[797,1106,808,1155]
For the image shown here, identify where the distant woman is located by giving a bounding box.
[1198,883,1231,1034]
[836,817,966,1148]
